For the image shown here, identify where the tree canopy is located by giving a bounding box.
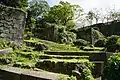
[43,1,83,27]
[28,0,49,19]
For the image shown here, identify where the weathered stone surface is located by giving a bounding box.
[0,48,13,56]
[0,66,68,80]
[0,4,26,45]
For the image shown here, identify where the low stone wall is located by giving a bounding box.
[73,28,104,44]
[0,4,26,45]
[0,66,68,80]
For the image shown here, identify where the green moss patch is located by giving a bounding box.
[24,38,81,51]
[39,54,89,59]
[35,58,94,75]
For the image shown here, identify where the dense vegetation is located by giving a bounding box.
[1,0,120,80]
[104,54,120,80]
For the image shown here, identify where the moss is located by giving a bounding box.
[0,39,10,49]
[35,59,94,75]
[83,47,104,51]
[24,38,81,51]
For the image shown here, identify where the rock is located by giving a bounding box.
[34,43,48,51]
[72,70,82,80]
[0,48,13,56]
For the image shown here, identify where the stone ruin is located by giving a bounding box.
[0,4,26,45]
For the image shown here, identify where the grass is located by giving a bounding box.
[46,58,89,63]
[83,46,104,51]
[24,38,81,52]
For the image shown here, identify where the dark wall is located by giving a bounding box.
[72,28,104,44]
[34,24,58,42]
[89,21,120,36]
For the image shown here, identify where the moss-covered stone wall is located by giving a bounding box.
[0,4,26,45]
[88,20,120,36]
[73,28,104,44]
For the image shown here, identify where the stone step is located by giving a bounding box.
[36,59,104,77]
[83,47,104,51]
[44,51,113,62]
[0,65,68,80]
[44,51,108,56]
[39,55,89,59]
[35,59,91,75]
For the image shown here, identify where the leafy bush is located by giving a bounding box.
[83,67,95,80]
[57,27,76,44]
[104,54,120,80]
[105,35,120,52]
[94,38,107,47]
[73,39,89,46]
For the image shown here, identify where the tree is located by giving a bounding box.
[28,0,49,19]
[86,11,95,25]
[43,1,83,26]
[26,0,49,30]
[43,1,73,26]
[92,8,101,24]
[103,7,120,22]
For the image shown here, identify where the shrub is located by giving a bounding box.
[94,38,107,47]
[105,35,120,52]
[104,54,120,80]
[57,27,76,44]
[73,39,89,46]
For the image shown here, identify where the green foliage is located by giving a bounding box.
[57,26,76,44]
[0,39,9,49]
[25,16,36,39]
[66,20,75,31]
[83,47,104,51]
[43,1,74,25]
[73,39,89,46]
[35,58,93,75]
[24,38,80,51]
[83,66,95,80]
[86,11,95,25]
[0,56,12,64]
[24,31,34,40]
[67,76,76,80]
[42,1,82,30]
[26,0,49,36]
[1,0,28,10]
[104,54,120,80]
[28,0,49,19]
[94,38,107,47]
[105,35,120,52]
[58,31,76,44]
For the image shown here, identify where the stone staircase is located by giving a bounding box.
[36,51,113,79]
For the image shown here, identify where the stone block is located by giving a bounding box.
[0,4,26,45]
[0,48,13,56]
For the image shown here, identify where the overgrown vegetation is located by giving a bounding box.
[105,35,120,52]
[0,39,10,49]
[2,0,120,79]
[104,54,120,80]
[24,38,81,51]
